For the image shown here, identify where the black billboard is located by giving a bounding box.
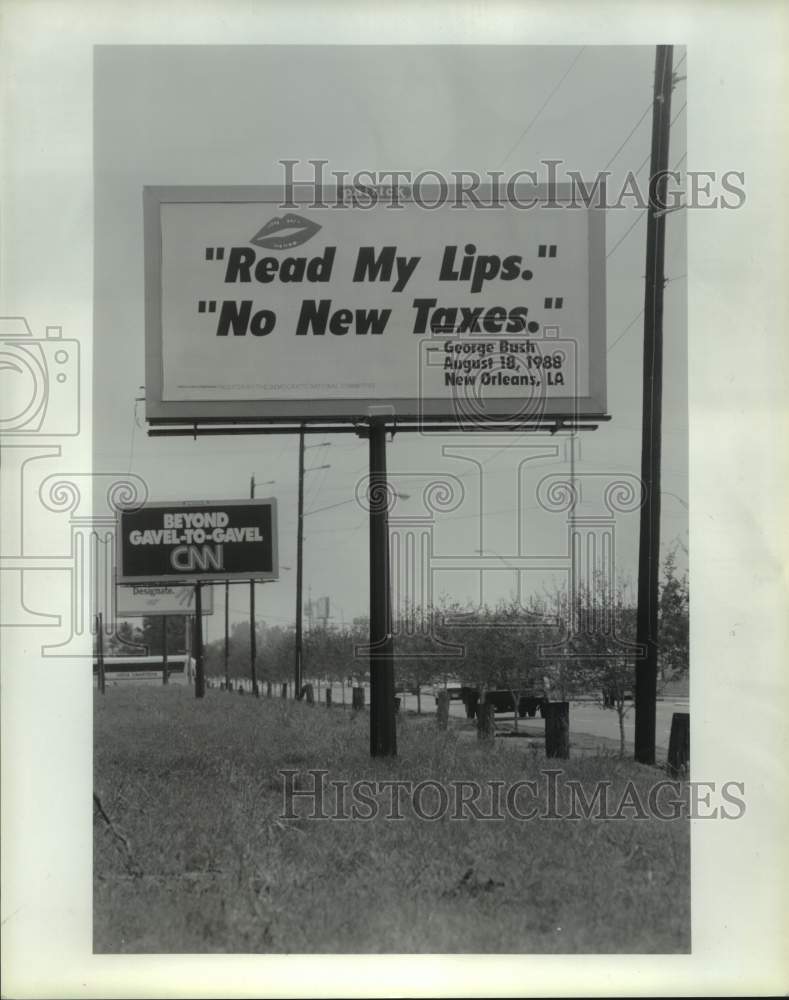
[117,499,277,583]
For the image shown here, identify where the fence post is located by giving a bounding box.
[304,683,315,705]
[281,682,288,699]
[326,688,332,708]
[352,686,365,711]
[477,702,495,742]
[667,712,690,776]
[545,702,570,758]
[436,690,450,730]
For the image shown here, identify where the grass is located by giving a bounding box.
[94,687,690,953]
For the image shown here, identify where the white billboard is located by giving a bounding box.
[144,185,606,424]
[116,583,215,617]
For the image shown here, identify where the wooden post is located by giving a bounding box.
[184,613,191,680]
[194,583,205,698]
[161,615,169,685]
[326,688,332,708]
[545,702,570,758]
[464,688,479,720]
[436,690,450,730]
[477,702,495,742]
[224,579,230,691]
[281,682,288,699]
[667,712,690,776]
[352,686,365,711]
[304,683,315,705]
[266,680,272,698]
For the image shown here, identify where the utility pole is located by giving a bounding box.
[248,475,259,695]
[161,615,168,685]
[194,582,205,698]
[224,579,230,690]
[295,426,305,698]
[635,44,674,765]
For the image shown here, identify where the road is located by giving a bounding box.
[286,680,687,757]
[394,690,686,755]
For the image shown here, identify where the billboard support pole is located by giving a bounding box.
[224,580,230,690]
[249,478,258,697]
[295,425,305,699]
[368,418,397,757]
[635,44,674,765]
[161,615,168,685]
[194,583,205,698]
[250,580,258,697]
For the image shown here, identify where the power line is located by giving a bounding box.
[606,149,688,260]
[126,399,140,475]
[497,47,586,167]
[603,101,653,171]
[633,102,686,175]
[607,274,687,355]
[602,51,685,176]
[608,307,646,353]
[607,210,647,260]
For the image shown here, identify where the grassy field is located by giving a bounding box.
[94,687,690,953]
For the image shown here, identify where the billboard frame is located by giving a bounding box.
[143,184,607,427]
[116,497,278,585]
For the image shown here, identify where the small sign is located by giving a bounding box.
[115,583,215,617]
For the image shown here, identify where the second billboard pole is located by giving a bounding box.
[367,417,397,757]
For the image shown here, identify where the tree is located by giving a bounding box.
[561,579,637,756]
[304,623,355,694]
[658,551,689,679]
[140,615,187,655]
[393,605,450,714]
[101,619,145,655]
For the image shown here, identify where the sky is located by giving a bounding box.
[92,44,687,635]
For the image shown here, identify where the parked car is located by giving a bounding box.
[460,685,549,719]
[432,678,463,700]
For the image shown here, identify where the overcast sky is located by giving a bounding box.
[93,45,687,634]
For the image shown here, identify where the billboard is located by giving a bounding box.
[115,583,214,617]
[117,499,277,584]
[144,185,606,424]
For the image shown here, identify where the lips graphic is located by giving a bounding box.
[250,213,322,250]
